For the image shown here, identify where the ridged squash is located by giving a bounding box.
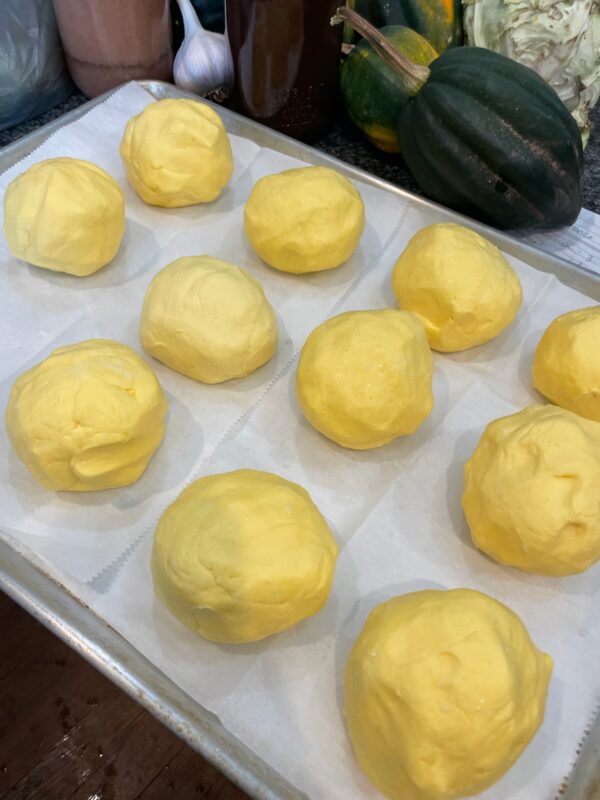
[398,47,583,229]
[336,8,584,230]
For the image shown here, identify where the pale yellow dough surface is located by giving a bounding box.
[345,589,552,800]
[392,223,522,352]
[533,306,600,421]
[463,404,600,576]
[120,98,233,207]
[296,309,433,449]
[151,469,338,643]
[3,157,125,276]
[244,166,365,274]
[5,339,167,492]
[140,256,278,384]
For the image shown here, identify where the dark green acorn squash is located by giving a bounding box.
[353,0,462,53]
[335,8,583,230]
[341,26,437,153]
[397,47,583,229]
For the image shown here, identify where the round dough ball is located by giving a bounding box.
[533,306,600,421]
[120,98,233,207]
[5,339,167,492]
[140,256,278,384]
[462,404,600,576]
[3,157,125,276]
[345,589,552,800]
[296,310,433,449]
[244,166,365,274]
[392,223,522,352]
[151,469,338,643]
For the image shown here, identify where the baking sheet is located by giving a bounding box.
[516,208,600,278]
[1,82,599,799]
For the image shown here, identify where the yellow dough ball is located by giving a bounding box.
[5,340,167,492]
[244,166,365,274]
[463,404,600,576]
[3,157,125,276]
[120,99,233,207]
[140,256,278,384]
[296,310,433,449]
[533,306,600,421]
[392,223,522,352]
[345,589,552,800]
[151,469,338,643]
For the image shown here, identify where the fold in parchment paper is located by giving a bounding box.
[1,82,599,800]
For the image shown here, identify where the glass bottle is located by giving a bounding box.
[226,0,343,140]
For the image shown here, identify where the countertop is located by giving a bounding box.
[2,88,600,216]
[0,591,248,799]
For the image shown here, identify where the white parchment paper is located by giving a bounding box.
[1,83,599,800]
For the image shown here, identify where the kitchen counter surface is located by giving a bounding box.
[0,591,248,800]
[2,88,599,216]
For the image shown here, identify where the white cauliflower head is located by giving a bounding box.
[464,0,600,145]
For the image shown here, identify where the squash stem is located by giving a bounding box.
[332,6,430,95]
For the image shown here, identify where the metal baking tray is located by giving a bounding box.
[1,80,598,800]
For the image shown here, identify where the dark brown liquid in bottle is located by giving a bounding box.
[227,0,342,140]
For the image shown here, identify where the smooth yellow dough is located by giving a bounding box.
[120,99,233,207]
[3,157,125,276]
[463,404,600,576]
[140,256,278,384]
[151,469,338,643]
[392,223,522,352]
[533,306,600,421]
[345,589,552,800]
[244,166,365,274]
[5,339,167,492]
[296,309,433,449]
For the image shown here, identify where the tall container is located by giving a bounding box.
[226,0,343,140]
[52,0,173,98]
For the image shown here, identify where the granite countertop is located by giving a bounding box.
[2,87,599,215]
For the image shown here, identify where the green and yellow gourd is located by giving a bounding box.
[341,27,437,153]
[335,7,584,230]
[353,0,462,53]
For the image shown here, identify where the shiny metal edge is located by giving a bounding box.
[1,80,599,800]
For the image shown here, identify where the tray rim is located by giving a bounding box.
[0,79,598,800]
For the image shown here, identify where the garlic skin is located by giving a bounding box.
[173,0,233,99]
[463,0,600,146]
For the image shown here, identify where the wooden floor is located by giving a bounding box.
[0,591,249,800]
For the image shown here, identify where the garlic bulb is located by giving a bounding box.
[463,0,600,146]
[173,0,233,99]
